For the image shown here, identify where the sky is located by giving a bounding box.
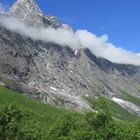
[0,0,140,53]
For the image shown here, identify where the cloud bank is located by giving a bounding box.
[0,16,140,65]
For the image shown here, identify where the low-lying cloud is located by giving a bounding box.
[0,16,140,65]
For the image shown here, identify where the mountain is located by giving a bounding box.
[0,0,140,115]
[9,0,67,29]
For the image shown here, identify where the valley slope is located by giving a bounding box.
[0,0,140,115]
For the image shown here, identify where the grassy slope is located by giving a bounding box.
[0,86,70,123]
[84,96,139,121]
[0,85,139,122]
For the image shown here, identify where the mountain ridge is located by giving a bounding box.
[9,0,67,29]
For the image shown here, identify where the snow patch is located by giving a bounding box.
[75,50,78,56]
[50,87,57,91]
[70,70,73,73]
[112,97,125,104]
[112,97,140,115]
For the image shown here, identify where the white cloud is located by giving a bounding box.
[0,16,140,65]
[75,30,140,65]
[0,17,81,49]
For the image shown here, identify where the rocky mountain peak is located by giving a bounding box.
[9,0,42,17]
[8,0,63,28]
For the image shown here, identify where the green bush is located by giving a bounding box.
[0,104,24,140]
[0,86,140,140]
[0,103,140,140]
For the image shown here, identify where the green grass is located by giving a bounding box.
[0,85,139,122]
[0,85,70,123]
[1,86,140,139]
[84,96,139,121]
[106,99,138,121]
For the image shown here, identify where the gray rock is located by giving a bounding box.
[9,0,66,29]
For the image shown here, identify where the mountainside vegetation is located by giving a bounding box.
[84,96,139,121]
[1,0,140,114]
[0,86,140,140]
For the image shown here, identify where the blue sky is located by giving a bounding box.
[1,0,140,53]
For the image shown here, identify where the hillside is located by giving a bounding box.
[0,85,71,123]
[0,86,140,139]
[0,85,139,121]
[0,0,140,117]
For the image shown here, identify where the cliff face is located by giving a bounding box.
[0,0,140,114]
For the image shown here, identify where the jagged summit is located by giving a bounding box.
[9,0,42,15]
[8,0,63,28]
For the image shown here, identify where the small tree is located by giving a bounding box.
[48,113,75,138]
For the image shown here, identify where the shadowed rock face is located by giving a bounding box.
[84,48,139,76]
[0,0,140,113]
